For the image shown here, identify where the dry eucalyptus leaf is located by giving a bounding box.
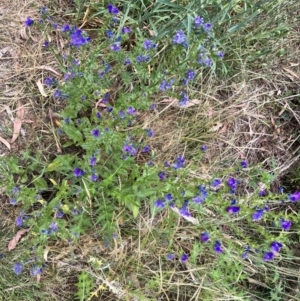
[11,101,24,143]
[37,66,60,76]
[43,246,50,262]
[283,67,299,79]
[20,27,28,40]
[8,229,30,251]
[36,79,48,97]
[0,136,11,150]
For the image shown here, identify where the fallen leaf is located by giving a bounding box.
[282,67,299,80]
[23,119,34,123]
[11,118,22,143]
[11,101,24,143]
[219,123,228,134]
[8,229,30,251]
[16,100,24,120]
[208,108,213,120]
[0,136,10,150]
[36,79,48,97]
[43,246,50,261]
[4,105,14,121]
[149,30,156,37]
[180,99,202,108]
[19,27,28,40]
[37,66,60,75]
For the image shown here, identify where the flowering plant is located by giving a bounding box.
[0,4,298,301]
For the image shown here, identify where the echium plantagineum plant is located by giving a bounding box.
[0,4,298,278]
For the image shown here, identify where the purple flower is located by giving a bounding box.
[270,242,283,254]
[203,23,212,32]
[45,76,54,86]
[226,206,240,214]
[110,42,121,51]
[173,30,186,45]
[258,189,267,197]
[43,41,50,48]
[40,6,47,14]
[143,39,156,50]
[106,29,114,38]
[90,173,99,182]
[280,219,292,231]
[252,209,264,221]
[72,208,79,215]
[179,202,190,217]
[199,185,208,199]
[164,161,171,168]
[127,106,136,115]
[122,143,138,156]
[142,145,150,152]
[61,24,70,32]
[154,199,165,208]
[179,91,189,106]
[148,160,154,166]
[242,252,248,259]
[10,198,17,205]
[213,241,223,254]
[192,195,204,204]
[173,156,185,170]
[13,262,24,275]
[119,110,126,118]
[30,266,43,276]
[241,160,248,168]
[107,4,119,14]
[124,58,131,65]
[194,16,204,27]
[12,186,19,194]
[91,129,100,137]
[159,79,173,91]
[289,191,300,202]
[25,17,34,27]
[200,232,210,242]
[136,54,144,63]
[122,27,131,34]
[89,155,97,166]
[54,89,62,98]
[186,70,195,80]
[49,222,58,232]
[73,168,85,177]
[199,55,212,67]
[158,171,167,181]
[201,145,207,152]
[56,211,64,218]
[165,194,173,201]
[146,128,154,137]
[181,254,188,263]
[211,178,221,187]
[217,51,225,58]
[263,251,274,261]
[70,29,90,47]
[167,253,174,260]
[227,177,237,193]
[16,216,23,227]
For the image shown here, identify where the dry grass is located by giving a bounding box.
[1,1,300,301]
